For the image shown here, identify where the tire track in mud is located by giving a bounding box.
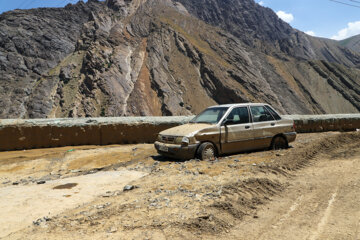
[272,195,303,228]
[308,191,338,240]
[355,215,360,240]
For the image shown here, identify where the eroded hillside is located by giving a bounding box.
[0,0,359,118]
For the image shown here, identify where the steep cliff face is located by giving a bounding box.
[176,0,360,66]
[0,2,98,118]
[0,0,359,119]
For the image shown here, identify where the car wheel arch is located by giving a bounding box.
[270,134,288,149]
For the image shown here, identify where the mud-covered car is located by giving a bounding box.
[154,103,296,160]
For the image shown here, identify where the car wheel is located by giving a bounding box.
[197,142,216,160]
[271,136,288,150]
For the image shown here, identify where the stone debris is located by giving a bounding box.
[33,217,51,226]
[102,191,112,198]
[123,185,138,191]
[107,227,118,233]
[94,203,111,209]
[228,164,237,168]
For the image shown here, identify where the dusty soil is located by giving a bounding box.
[1,132,359,239]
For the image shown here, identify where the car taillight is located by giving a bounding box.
[293,122,296,131]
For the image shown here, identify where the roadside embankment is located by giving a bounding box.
[0,114,359,151]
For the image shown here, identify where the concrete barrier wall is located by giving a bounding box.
[283,114,360,133]
[0,114,359,151]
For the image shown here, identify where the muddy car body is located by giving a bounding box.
[154,103,296,160]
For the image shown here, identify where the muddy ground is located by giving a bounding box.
[0,132,359,239]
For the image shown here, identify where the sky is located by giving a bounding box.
[0,0,88,13]
[257,0,360,40]
[0,0,359,40]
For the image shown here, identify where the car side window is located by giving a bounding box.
[250,106,275,122]
[225,107,250,125]
[265,105,281,120]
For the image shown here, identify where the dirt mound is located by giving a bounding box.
[276,132,360,171]
[182,178,284,234]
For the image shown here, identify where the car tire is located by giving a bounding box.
[271,136,288,150]
[197,142,216,160]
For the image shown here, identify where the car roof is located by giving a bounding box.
[208,103,267,108]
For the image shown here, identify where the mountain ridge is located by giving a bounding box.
[0,0,359,119]
[339,34,360,52]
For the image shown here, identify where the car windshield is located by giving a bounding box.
[190,107,229,124]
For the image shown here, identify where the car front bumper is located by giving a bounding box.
[154,141,199,160]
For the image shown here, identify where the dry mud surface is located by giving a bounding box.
[0,132,359,239]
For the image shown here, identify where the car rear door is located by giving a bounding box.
[220,106,255,154]
[250,105,277,149]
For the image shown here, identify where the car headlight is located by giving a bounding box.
[181,137,190,145]
[157,134,162,141]
[175,136,190,146]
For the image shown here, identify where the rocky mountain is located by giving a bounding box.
[339,34,360,52]
[0,0,359,119]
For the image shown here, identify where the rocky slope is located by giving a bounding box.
[0,0,359,119]
[339,34,360,52]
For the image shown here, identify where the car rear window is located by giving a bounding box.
[250,106,275,122]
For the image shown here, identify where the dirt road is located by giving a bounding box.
[1,132,359,239]
[223,137,360,240]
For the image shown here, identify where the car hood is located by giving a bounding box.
[160,123,214,137]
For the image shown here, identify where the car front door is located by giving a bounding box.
[220,107,254,154]
[250,105,277,149]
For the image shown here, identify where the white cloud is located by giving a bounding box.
[331,21,360,40]
[258,1,265,6]
[305,31,316,37]
[276,10,294,23]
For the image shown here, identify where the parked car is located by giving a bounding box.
[154,103,296,160]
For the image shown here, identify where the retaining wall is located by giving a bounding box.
[0,114,359,151]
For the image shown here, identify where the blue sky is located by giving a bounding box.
[0,0,88,13]
[0,0,359,40]
[257,0,360,40]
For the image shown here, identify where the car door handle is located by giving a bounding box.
[271,123,275,126]
[245,126,250,129]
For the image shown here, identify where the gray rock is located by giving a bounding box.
[107,227,118,233]
[33,216,51,226]
[123,185,137,191]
